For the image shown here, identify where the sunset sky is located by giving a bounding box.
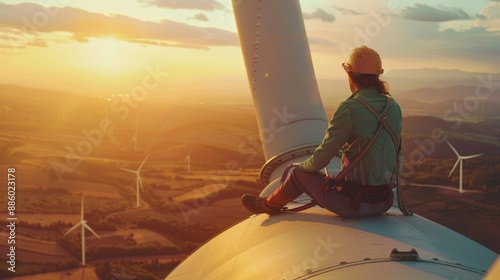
[1,0,499,99]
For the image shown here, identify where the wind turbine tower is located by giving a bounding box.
[185,148,192,173]
[447,141,483,193]
[64,195,100,266]
[131,117,139,151]
[121,154,150,207]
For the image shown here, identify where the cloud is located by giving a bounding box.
[303,8,336,23]
[0,27,32,54]
[142,0,224,11]
[439,2,500,33]
[333,6,363,16]
[400,4,475,22]
[483,2,500,19]
[470,2,500,31]
[0,3,237,52]
[27,38,48,47]
[72,33,89,43]
[191,13,209,22]
[367,16,500,71]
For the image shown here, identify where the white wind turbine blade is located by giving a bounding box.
[120,168,138,174]
[461,154,483,160]
[153,145,187,155]
[449,158,461,177]
[83,223,101,239]
[137,174,144,191]
[64,222,83,236]
[81,195,84,220]
[446,141,460,157]
[186,148,192,160]
[138,153,150,171]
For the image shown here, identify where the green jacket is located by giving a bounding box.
[298,87,402,186]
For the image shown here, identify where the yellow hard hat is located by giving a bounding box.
[342,45,384,75]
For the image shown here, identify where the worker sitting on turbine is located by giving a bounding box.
[242,45,402,218]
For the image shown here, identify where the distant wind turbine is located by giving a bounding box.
[447,141,483,193]
[121,154,150,207]
[64,195,100,266]
[185,148,192,173]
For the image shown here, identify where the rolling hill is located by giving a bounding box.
[402,115,500,158]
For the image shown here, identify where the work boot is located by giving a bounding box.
[241,194,283,215]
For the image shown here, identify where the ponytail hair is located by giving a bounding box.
[348,72,390,95]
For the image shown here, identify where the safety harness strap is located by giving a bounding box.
[355,97,399,184]
[330,95,391,187]
[285,95,392,213]
[355,96,412,216]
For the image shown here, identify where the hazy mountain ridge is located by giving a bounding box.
[317,69,500,121]
[0,83,100,124]
[385,68,500,81]
[319,68,500,101]
[397,85,500,101]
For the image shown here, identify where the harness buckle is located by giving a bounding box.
[378,112,387,123]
